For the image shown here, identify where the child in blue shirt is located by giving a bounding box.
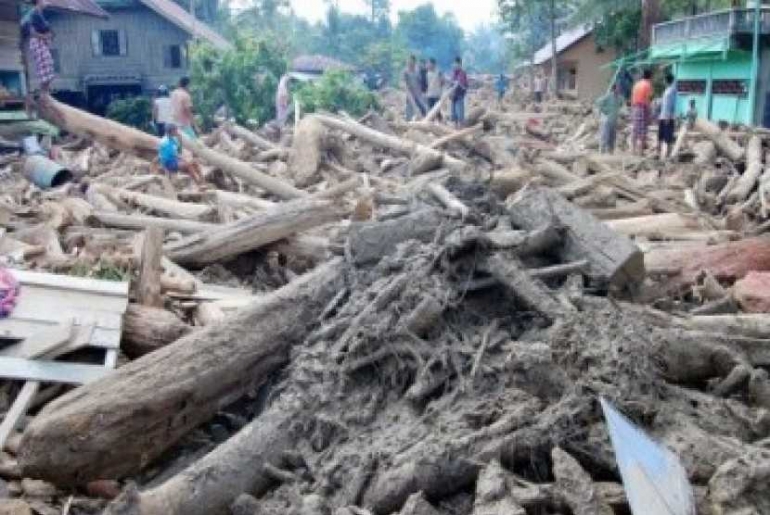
[157,123,203,184]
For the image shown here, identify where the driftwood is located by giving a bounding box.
[423,85,457,123]
[94,186,214,221]
[507,186,645,290]
[165,199,342,266]
[289,117,328,187]
[91,211,217,234]
[180,135,306,200]
[425,183,469,218]
[693,141,718,166]
[224,123,279,151]
[121,305,192,359]
[346,210,445,265]
[19,259,345,485]
[727,135,763,203]
[695,119,745,162]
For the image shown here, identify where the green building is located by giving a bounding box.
[650,5,770,126]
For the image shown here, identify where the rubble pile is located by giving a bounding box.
[0,85,768,515]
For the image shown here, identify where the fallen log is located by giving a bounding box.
[678,314,770,340]
[91,211,217,235]
[490,168,536,197]
[734,272,770,313]
[727,135,763,203]
[670,124,689,161]
[180,135,306,200]
[313,114,466,172]
[589,200,653,220]
[423,85,456,123]
[695,119,745,162]
[18,259,346,485]
[94,185,214,221]
[507,186,645,290]
[605,213,703,239]
[165,199,343,266]
[645,237,770,287]
[425,183,469,218]
[289,117,328,188]
[36,94,160,161]
[121,305,192,358]
[224,122,279,151]
[428,124,481,150]
[533,160,580,185]
[551,447,613,515]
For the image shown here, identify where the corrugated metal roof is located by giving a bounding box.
[532,25,593,66]
[291,55,353,74]
[45,0,109,18]
[137,0,231,50]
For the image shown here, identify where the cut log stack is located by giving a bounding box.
[0,82,768,515]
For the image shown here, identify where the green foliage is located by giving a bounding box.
[465,24,512,74]
[395,4,465,70]
[189,36,288,128]
[68,259,131,282]
[105,96,152,133]
[295,71,380,117]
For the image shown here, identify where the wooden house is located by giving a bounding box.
[33,0,229,112]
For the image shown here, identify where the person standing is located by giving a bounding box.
[419,59,429,97]
[275,74,291,129]
[22,0,55,94]
[403,55,426,121]
[450,57,469,127]
[171,76,197,139]
[533,73,546,103]
[495,73,509,107]
[686,98,698,129]
[631,69,654,155]
[425,58,444,112]
[152,85,173,137]
[595,83,624,154]
[658,73,678,159]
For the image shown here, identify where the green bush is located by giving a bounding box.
[106,96,153,133]
[295,70,380,117]
[190,36,287,128]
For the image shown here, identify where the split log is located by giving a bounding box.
[727,135,763,203]
[19,259,346,485]
[36,94,160,161]
[95,185,214,220]
[289,117,328,187]
[224,123,279,151]
[507,186,645,290]
[645,237,770,287]
[551,447,613,515]
[180,135,306,200]
[165,199,342,266]
[135,228,164,308]
[313,114,466,172]
[121,305,192,358]
[695,119,745,161]
[425,184,469,218]
[480,255,570,320]
[91,211,217,235]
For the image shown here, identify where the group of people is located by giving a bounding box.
[152,77,203,184]
[403,55,469,127]
[595,68,697,158]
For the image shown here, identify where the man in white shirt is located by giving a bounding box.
[426,58,444,113]
[152,85,173,136]
[533,73,546,103]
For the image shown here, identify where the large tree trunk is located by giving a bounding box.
[36,94,160,161]
[18,260,346,485]
[164,199,343,266]
[121,305,193,359]
[507,186,645,290]
[727,135,763,203]
[695,118,745,162]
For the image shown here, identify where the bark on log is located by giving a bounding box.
[313,114,466,172]
[136,228,164,308]
[36,94,160,161]
[224,123,279,151]
[121,305,192,359]
[507,186,645,290]
[165,199,343,266]
[289,117,327,188]
[645,237,770,287]
[728,135,763,203]
[18,259,346,485]
[695,119,745,162]
[91,211,217,235]
[94,186,214,221]
[180,135,306,200]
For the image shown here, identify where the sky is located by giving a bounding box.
[288,0,499,32]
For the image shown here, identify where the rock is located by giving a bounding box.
[399,492,440,515]
[0,500,32,515]
[734,272,770,313]
[231,493,261,515]
[86,480,122,500]
[20,479,56,499]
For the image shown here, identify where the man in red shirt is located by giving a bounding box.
[631,69,654,155]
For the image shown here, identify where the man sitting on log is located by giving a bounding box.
[156,123,204,185]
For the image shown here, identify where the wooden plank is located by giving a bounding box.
[10,270,129,298]
[0,319,74,359]
[0,357,110,385]
[0,382,39,452]
[0,319,119,350]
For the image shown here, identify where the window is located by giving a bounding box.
[100,30,120,56]
[712,79,748,97]
[677,80,707,94]
[164,45,185,69]
[92,30,126,57]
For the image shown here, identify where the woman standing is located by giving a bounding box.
[22,0,56,93]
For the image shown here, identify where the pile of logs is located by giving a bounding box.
[0,85,769,515]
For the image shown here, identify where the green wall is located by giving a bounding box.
[674,51,752,124]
